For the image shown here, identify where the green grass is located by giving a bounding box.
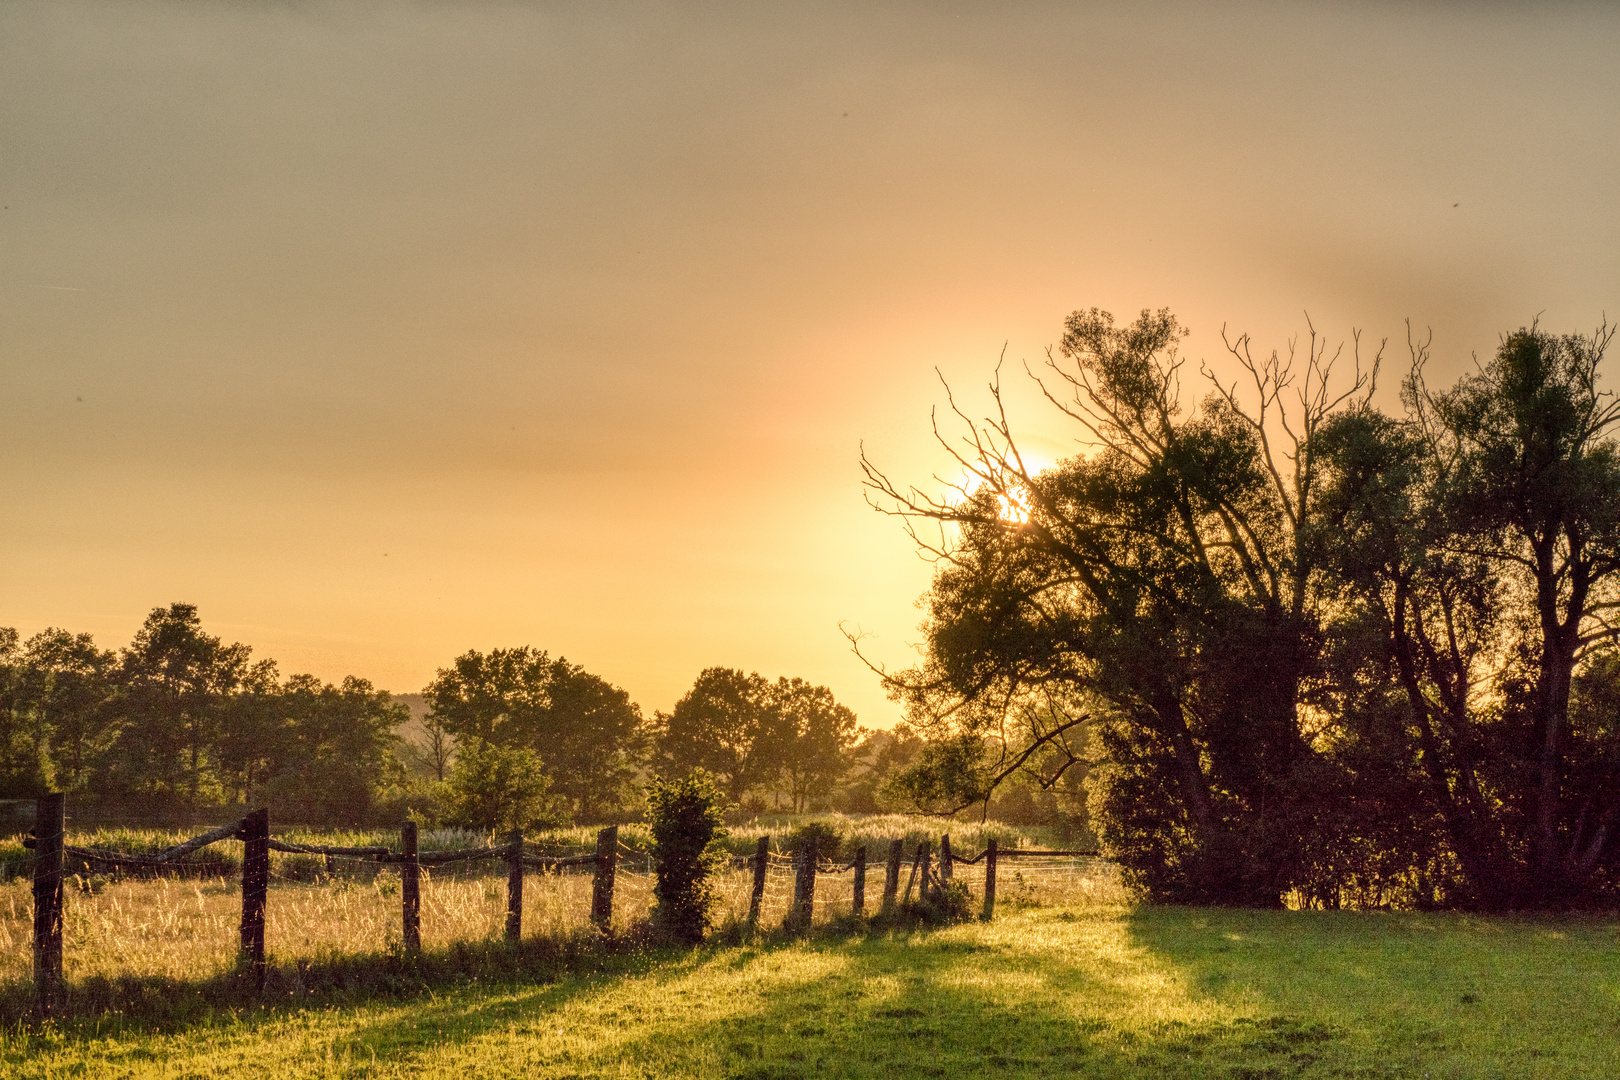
[5,902,1616,1078]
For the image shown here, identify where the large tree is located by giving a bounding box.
[862,308,1376,904]
[1319,322,1620,907]
[424,647,644,822]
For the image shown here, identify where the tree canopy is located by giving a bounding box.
[863,308,1620,910]
[423,646,645,822]
[656,668,861,811]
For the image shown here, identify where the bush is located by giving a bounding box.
[782,820,841,863]
[438,739,561,833]
[646,770,729,944]
[904,879,973,925]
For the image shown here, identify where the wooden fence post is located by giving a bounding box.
[902,840,928,906]
[939,834,954,886]
[852,844,867,916]
[506,829,523,944]
[591,826,617,931]
[401,820,420,953]
[917,839,933,902]
[790,837,817,930]
[32,793,64,1016]
[747,836,768,923]
[981,838,998,921]
[239,807,269,989]
[881,838,903,913]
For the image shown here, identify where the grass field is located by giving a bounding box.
[4,897,1617,1077]
[3,815,1615,1077]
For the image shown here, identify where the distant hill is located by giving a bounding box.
[392,693,429,726]
[390,693,450,779]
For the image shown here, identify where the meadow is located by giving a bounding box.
[0,814,1070,987]
[3,901,1617,1078]
[3,816,1617,1077]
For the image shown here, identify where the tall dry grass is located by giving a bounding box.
[0,850,1121,986]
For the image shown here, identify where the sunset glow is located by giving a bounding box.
[3,2,1616,728]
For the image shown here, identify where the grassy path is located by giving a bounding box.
[5,904,1617,1078]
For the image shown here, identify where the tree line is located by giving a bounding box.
[862,307,1620,911]
[3,606,1080,830]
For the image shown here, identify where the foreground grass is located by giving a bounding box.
[4,902,1616,1079]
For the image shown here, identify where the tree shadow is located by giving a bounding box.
[20,906,1606,1077]
[291,910,1390,1079]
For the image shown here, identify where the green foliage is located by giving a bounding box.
[903,878,973,924]
[782,820,842,863]
[657,668,860,811]
[646,769,729,943]
[438,738,558,833]
[424,646,645,822]
[866,306,1620,910]
[0,604,412,824]
[11,905,1619,1078]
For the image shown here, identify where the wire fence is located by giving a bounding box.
[12,794,1120,1017]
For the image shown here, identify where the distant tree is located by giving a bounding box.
[263,674,407,824]
[216,659,291,807]
[837,724,926,813]
[440,738,556,833]
[19,628,119,794]
[656,668,779,806]
[772,678,861,812]
[405,713,457,783]
[424,647,643,822]
[110,603,252,807]
[0,628,51,798]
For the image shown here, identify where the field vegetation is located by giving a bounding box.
[0,817,1074,991]
[2,894,1614,1078]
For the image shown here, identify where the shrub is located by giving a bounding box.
[646,770,729,944]
[904,879,973,925]
[782,820,841,863]
[438,738,561,833]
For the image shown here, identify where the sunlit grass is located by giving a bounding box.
[0,847,1118,986]
[4,901,1615,1078]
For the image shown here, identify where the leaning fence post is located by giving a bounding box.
[939,834,954,886]
[982,838,998,921]
[32,793,64,1016]
[882,838,903,913]
[903,839,928,906]
[748,836,768,923]
[852,844,867,917]
[506,829,523,944]
[917,839,933,902]
[591,826,618,931]
[239,807,269,989]
[402,820,421,953]
[790,837,817,930]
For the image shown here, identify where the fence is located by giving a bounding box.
[18,795,1100,1016]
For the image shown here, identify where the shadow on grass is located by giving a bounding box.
[305,911,1387,1080]
[648,921,1366,1080]
[0,927,675,1034]
[20,906,1601,1078]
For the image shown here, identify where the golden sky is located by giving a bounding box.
[3,1,1617,727]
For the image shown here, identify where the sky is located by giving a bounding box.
[2,1,1617,728]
